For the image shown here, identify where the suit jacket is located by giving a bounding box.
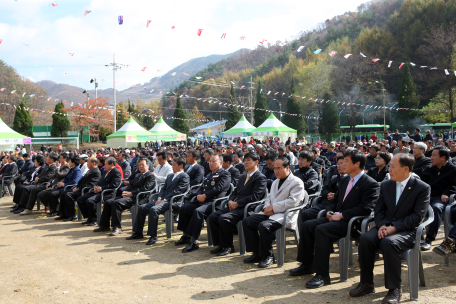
[49,164,71,187]
[96,167,122,192]
[333,173,380,221]
[375,176,430,232]
[293,167,319,195]
[60,166,82,190]
[262,172,305,230]
[196,169,231,204]
[158,172,190,204]
[19,159,34,175]
[229,171,267,208]
[37,163,57,184]
[1,163,18,183]
[77,167,101,190]
[154,162,173,185]
[412,155,431,179]
[227,166,240,187]
[122,170,155,205]
[16,159,25,171]
[235,162,245,174]
[184,163,204,187]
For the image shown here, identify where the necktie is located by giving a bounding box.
[157,165,162,173]
[343,177,354,202]
[244,174,250,185]
[396,182,402,204]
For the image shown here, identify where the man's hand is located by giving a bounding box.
[442,194,450,203]
[228,200,238,211]
[34,177,39,183]
[94,186,101,193]
[264,205,274,216]
[329,213,343,222]
[152,172,157,177]
[23,181,29,185]
[46,183,50,189]
[72,187,78,192]
[57,181,64,188]
[17,173,21,176]
[122,191,132,198]
[378,225,397,239]
[327,193,335,200]
[326,211,333,220]
[155,198,163,205]
[123,181,129,185]
[197,194,206,203]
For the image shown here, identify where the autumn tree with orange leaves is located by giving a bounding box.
[64,97,113,143]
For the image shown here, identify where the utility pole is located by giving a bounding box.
[91,78,98,100]
[382,88,386,131]
[105,54,125,132]
[248,76,256,125]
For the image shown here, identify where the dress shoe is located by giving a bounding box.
[289,264,314,276]
[305,274,331,289]
[86,221,97,226]
[175,235,191,246]
[126,233,144,240]
[109,227,122,236]
[173,215,179,223]
[63,216,77,222]
[19,209,32,215]
[433,237,456,257]
[381,288,402,304]
[258,255,275,268]
[93,226,110,232]
[182,241,199,253]
[216,246,235,256]
[146,237,157,245]
[210,246,223,254]
[81,220,90,225]
[349,282,375,297]
[54,216,65,220]
[243,253,262,264]
[10,206,19,212]
[420,238,432,251]
[13,208,25,214]
[48,212,58,217]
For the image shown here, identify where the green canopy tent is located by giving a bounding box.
[249,113,297,143]
[106,117,153,148]
[148,117,187,142]
[0,118,31,150]
[221,114,256,138]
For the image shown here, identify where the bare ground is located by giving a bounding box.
[0,195,455,304]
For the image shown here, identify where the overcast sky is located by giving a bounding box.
[0,0,369,91]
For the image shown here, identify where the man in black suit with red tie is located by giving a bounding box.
[349,153,430,304]
[290,149,380,288]
[76,157,122,226]
[207,152,267,256]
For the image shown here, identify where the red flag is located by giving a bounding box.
[141,67,147,72]
[51,3,58,6]
[197,29,203,36]
[171,26,175,29]
[146,20,151,28]
[372,58,380,62]
[399,63,404,69]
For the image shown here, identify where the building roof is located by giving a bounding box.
[191,119,227,131]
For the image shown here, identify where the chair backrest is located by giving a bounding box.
[227,183,235,196]
[316,174,322,194]
[301,190,309,208]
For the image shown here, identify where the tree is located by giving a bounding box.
[172,96,190,136]
[253,80,269,127]
[51,102,70,137]
[319,92,340,142]
[116,102,128,131]
[283,78,306,136]
[422,88,456,123]
[225,84,242,130]
[12,100,33,137]
[186,106,206,129]
[127,99,141,123]
[142,114,154,130]
[397,64,419,131]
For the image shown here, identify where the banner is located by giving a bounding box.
[126,134,186,142]
[0,138,31,144]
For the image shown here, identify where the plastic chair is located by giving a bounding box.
[308,174,322,201]
[206,184,235,246]
[63,184,81,220]
[164,185,191,238]
[444,194,456,266]
[130,189,156,228]
[96,188,118,224]
[1,175,16,197]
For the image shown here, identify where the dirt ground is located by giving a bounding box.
[0,195,455,304]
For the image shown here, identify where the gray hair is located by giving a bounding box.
[415,141,427,152]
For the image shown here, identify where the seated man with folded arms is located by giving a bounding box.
[290,150,379,288]
[76,157,122,226]
[11,155,45,210]
[175,154,231,253]
[349,153,430,304]
[95,158,154,236]
[59,157,101,223]
[208,152,267,256]
[127,157,190,244]
[242,156,304,268]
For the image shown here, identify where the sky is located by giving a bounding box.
[0,0,369,92]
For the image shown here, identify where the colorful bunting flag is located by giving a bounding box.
[197,29,203,36]
[221,33,226,39]
[329,51,337,57]
[146,20,151,28]
[344,54,352,59]
[118,16,123,25]
[84,10,91,17]
[314,49,321,54]
[372,58,380,62]
[297,46,304,52]
[388,61,392,68]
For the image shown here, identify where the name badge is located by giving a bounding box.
[211,181,215,186]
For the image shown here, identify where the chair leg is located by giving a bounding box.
[418,251,425,287]
[206,219,213,246]
[97,202,102,225]
[130,206,136,228]
[276,230,284,268]
[165,210,172,239]
[339,238,348,282]
[238,221,246,256]
[349,240,354,266]
[407,250,420,301]
[37,198,41,211]
[77,204,82,221]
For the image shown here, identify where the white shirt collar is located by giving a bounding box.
[398,174,411,193]
[173,171,183,180]
[246,169,257,178]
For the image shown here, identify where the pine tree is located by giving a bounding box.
[12,100,33,137]
[142,115,154,130]
[397,64,419,130]
[116,102,128,131]
[172,96,190,136]
[319,92,340,142]
[127,100,141,124]
[51,102,70,137]
[253,80,269,127]
[225,84,242,130]
[282,78,306,136]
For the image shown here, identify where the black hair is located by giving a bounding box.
[234,150,244,159]
[398,153,415,171]
[377,152,391,164]
[244,152,259,162]
[336,155,345,162]
[60,152,69,161]
[48,153,59,162]
[156,151,167,160]
[432,145,450,161]
[370,145,380,152]
[187,150,198,158]
[222,154,233,164]
[173,152,179,158]
[9,156,17,163]
[122,153,128,159]
[278,146,285,152]
[264,151,278,162]
[205,148,215,155]
[174,157,186,168]
[299,151,314,163]
[23,153,30,158]
[344,149,367,170]
[310,146,319,155]
[70,156,80,166]
[275,156,290,168]
[35,155,45,166]
[106,156,117,166]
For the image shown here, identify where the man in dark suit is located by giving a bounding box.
[59,157,101,222]
[16,154,25,171]
[349,153,430,304]
[13,154,58,214]
[290,150,380,288]
[127,157,190,244]
[118,153,131,179]
[95,158,154,236]
[11,155,45,210]
[184,150,204,187]
[222,154,240,187]
[208,152,267,256]
[420,146,456,250]
[262,151,277,191]
[412,142,431,179]
[15,153,34,185]
[233,150,245,174]
[76,157,122,226]
[293,151,319,195]
[175,154,231,252]
[0,156,18,198]
[201,149,214,176]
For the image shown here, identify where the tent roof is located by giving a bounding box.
[223,115,256,133]
[107,117,152,139]
[251,114,297,134]
[0,118,29,139]
[149,117,181,133]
